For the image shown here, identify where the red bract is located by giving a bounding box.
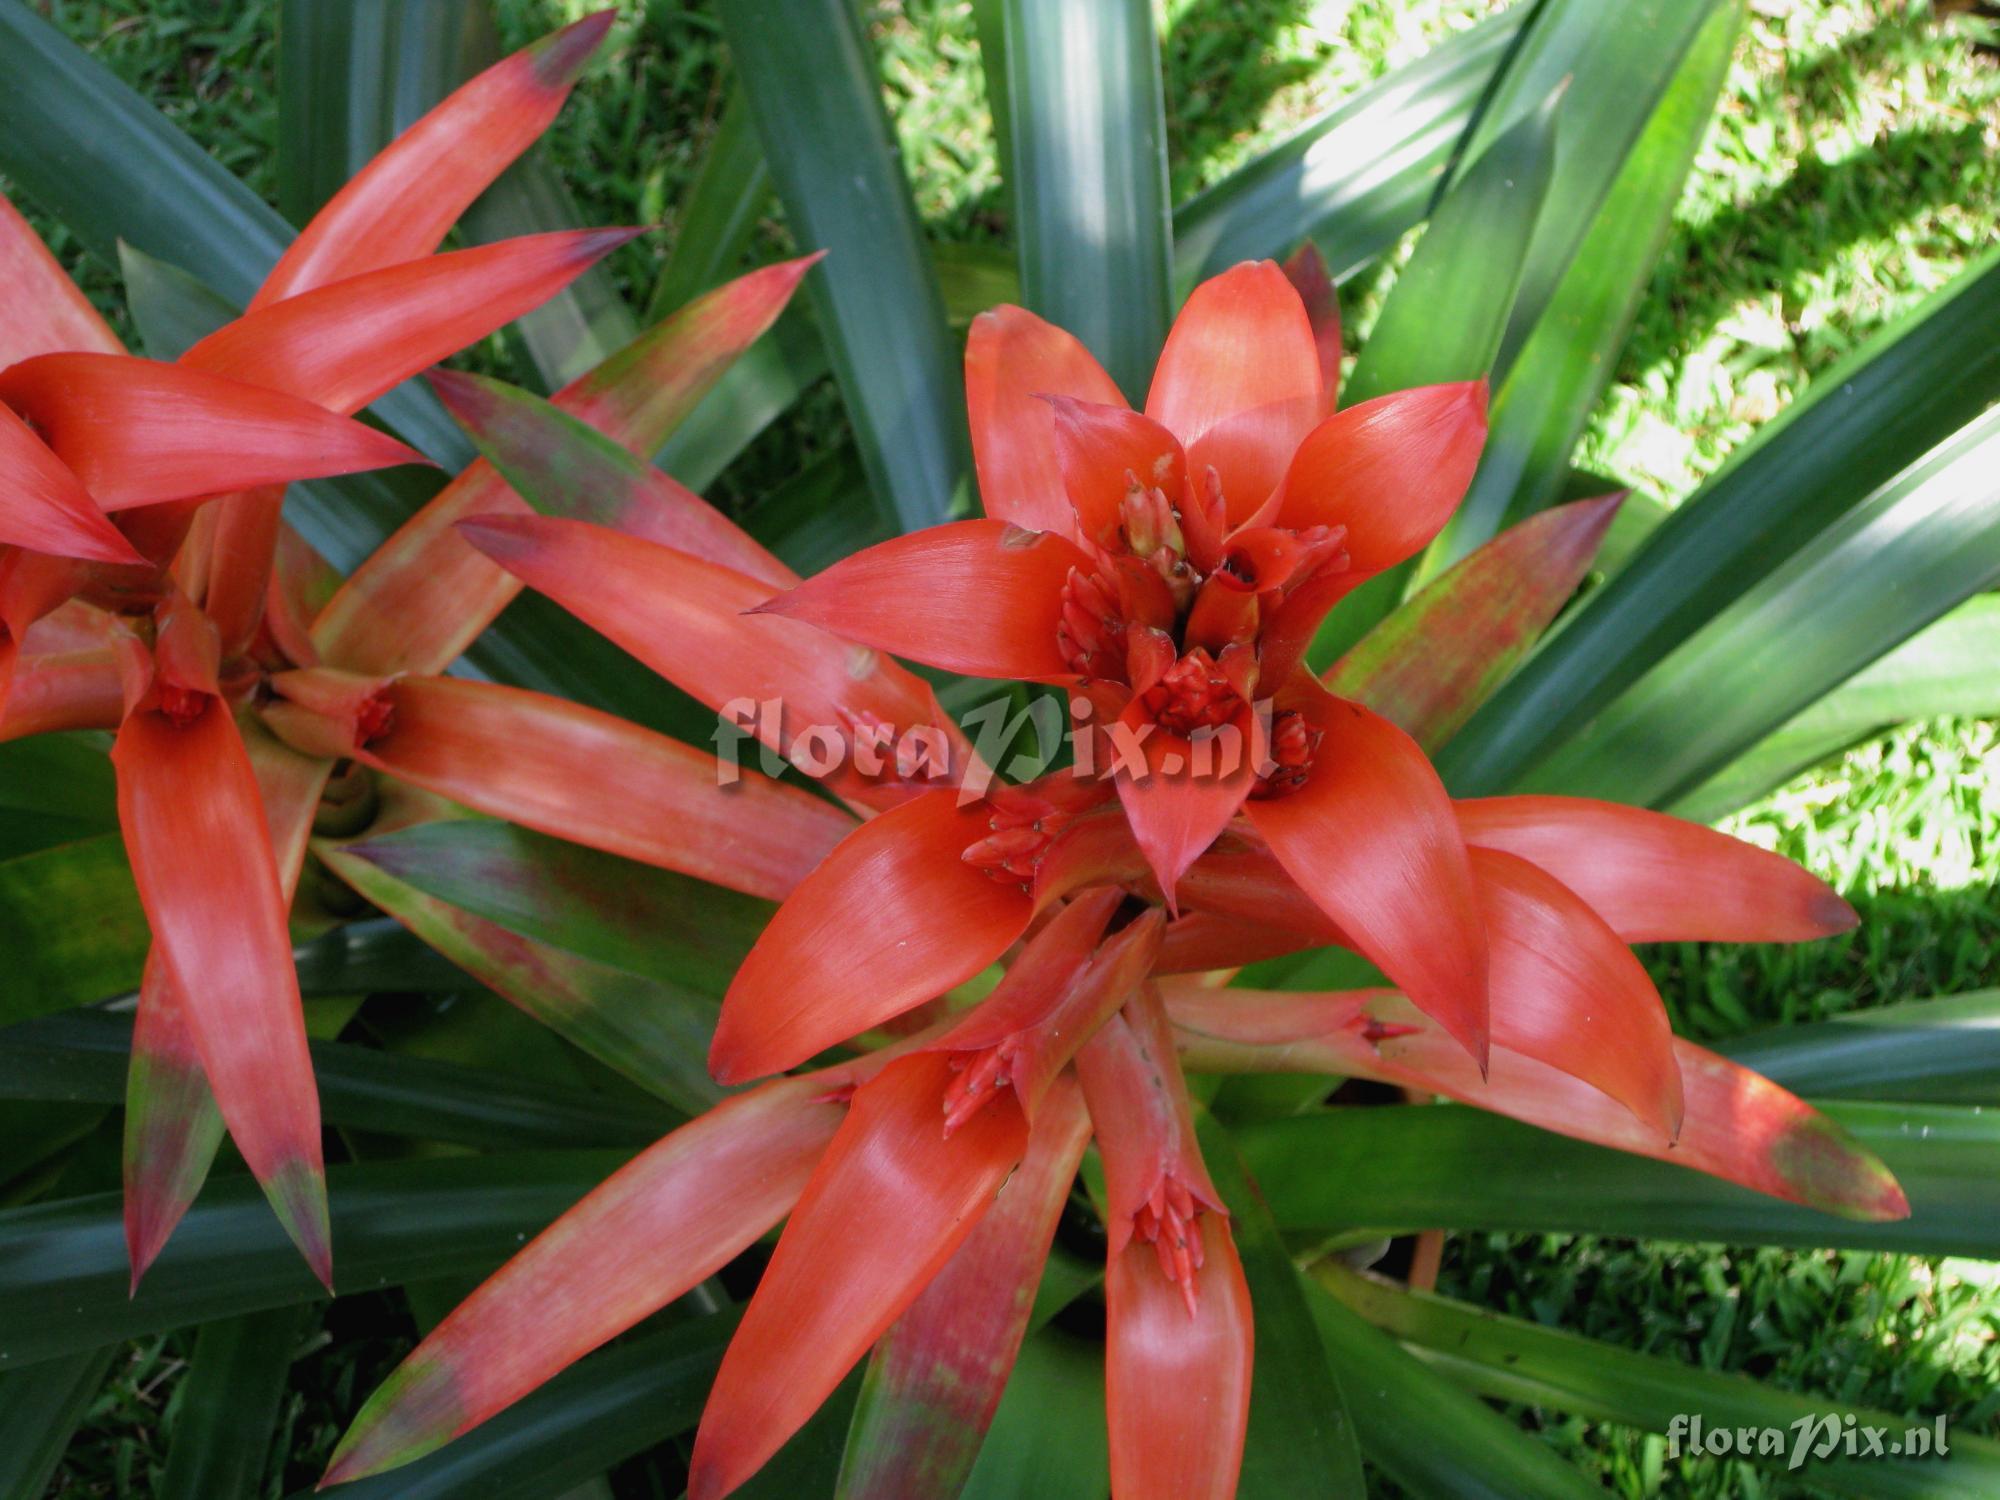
[334,248,1898,1500]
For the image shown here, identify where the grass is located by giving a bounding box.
[9,0,1999,1496]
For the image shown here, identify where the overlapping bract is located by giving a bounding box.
[321,246,1893,1500]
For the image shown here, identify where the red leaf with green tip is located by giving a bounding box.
[1457,795,1857,944]
[122,952,225,1290]
[755,519,1088,683]
[186,229,644,416]
[712,790,1034,1084]
[0,406,144,564]
[321,1072,847,1488]
[686,1053,1030,1500]
[311,673,853,905]
[0,354,428,512]
[122,719,329,1288]
[0,189,122,365]
[254,12,614,308]
[313,256,819,676]
[838,1075,1091,1499]
[112,698,329,1285]
[1165,983,1909,1222]
[1324,494,1622,751]
[457,513,969,810]
[429,369,793,588]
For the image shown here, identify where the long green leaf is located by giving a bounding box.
[160,1305,307,1500]
[647,85,771,319]
[1321,1262,1998,1500]
[283,1314,736,1500]
[0,735,116,859]
[1455,0,1728,373]
[1427,3,1740,572]
[1305,1276,1603,1499]
[959,1330,1110,1500]
[1001,0,1172,397]
[0,835,145,1024]
[654,305,831,492]
[0,1345,116,1498]
[719,0,968,531]
[1441,247,2000,795]
[1342,80,1560,410]
[0,1150,626,1365]
[1524,405,2000,805]
[1672,594,2000,821]
[0,1,470,467]
[0,1010,672,1148]
[1199,1116,1364,1498]
[321,826,741,1114]
[1721,992,2000,1107]
[1173,7,1526,289]
[1244,1100,2000,1256]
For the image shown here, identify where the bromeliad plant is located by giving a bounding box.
[309,248,1904,1499]
[3,1,1999,1497]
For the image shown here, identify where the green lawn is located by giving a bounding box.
[12,1,2000,1495]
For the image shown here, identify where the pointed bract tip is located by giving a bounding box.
[424,366,497,415]
[452,513,537,566]
[530,10,618,88]
[265,1157,335,1293]
[1813,889,1861,935]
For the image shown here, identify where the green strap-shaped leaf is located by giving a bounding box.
[277,0,637,389]
[1673,593,2000,822]
[959,1330,1110,1500]
[1522,406,2000,805]
[284,1314,737,1500]
[1199,1116,1366,1499]
[159,1305,308,1500]
[1720,992,2000,1107]
[647,86,772,319]
[0,835,146,1025]
[1320,1262,2000,1500]
[1000,0,1173,398]
[1245,1100,2000,1257]
[321,822,758,1113]
[0,1345,116,1497]
[1425,2,1741,573]
[744,445,895,577]
[0,1010,673,1148]
[719,0,969,531]
[1455,0,1729,373]
[0,1150,627,1365]
[1173,6,1526,289]
[1441,246,2000,796]
[0,735,116,860]
[1342,80,1561,410]
[1305,1276,1603,1500]
[0,2,470,467]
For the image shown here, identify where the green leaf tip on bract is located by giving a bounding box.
[264,1154,335,1294]
[121,1043,224,1297]
[527,10,617,90]
[1772,1112,1910,1224]
[319,1350,465,1489]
